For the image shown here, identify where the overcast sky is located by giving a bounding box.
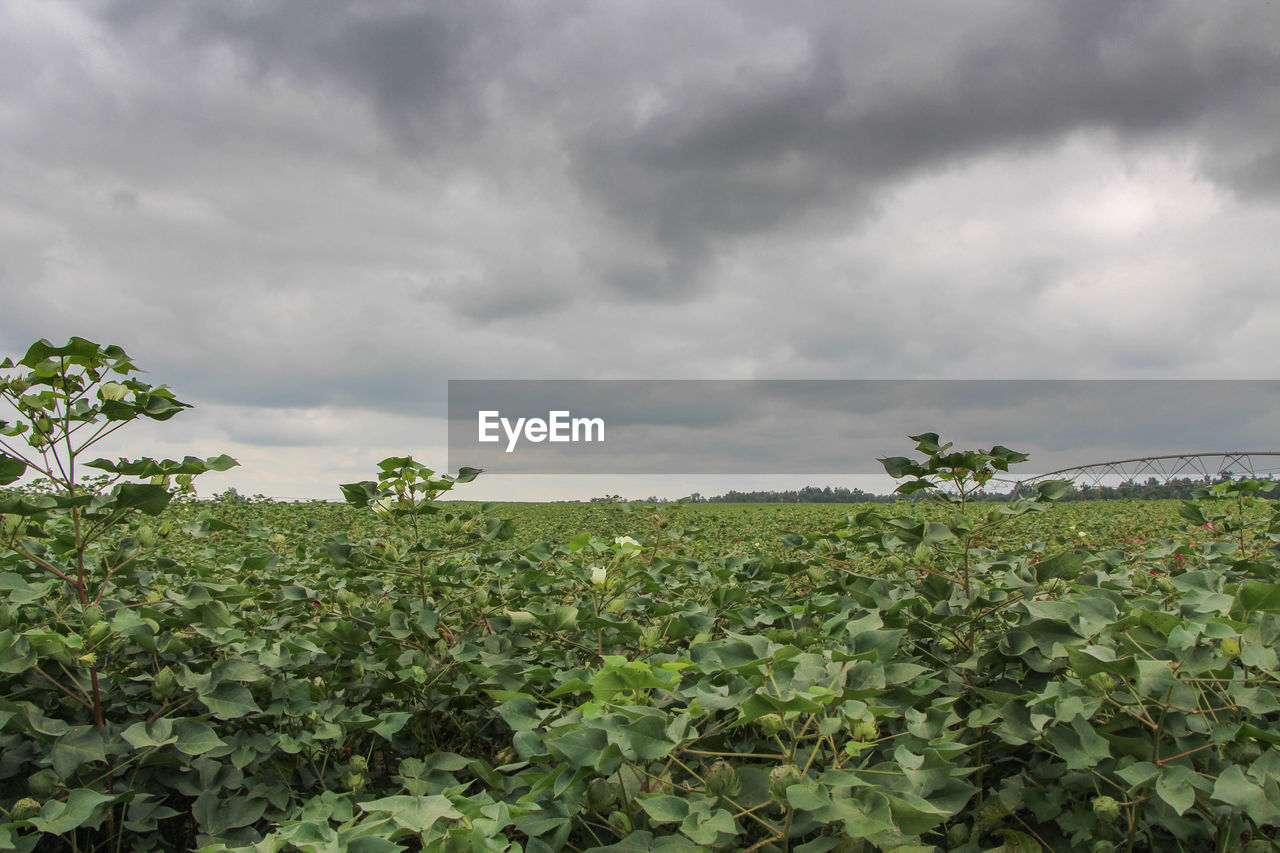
[2,1,1278,501]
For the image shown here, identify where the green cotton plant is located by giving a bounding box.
[0,335,237,615]
[0,336,236,846]
[878,432,1071,600]
[339,456,487,606]
[1176,478,1280,559]
[0,337,236,590]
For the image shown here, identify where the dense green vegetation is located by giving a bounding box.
[3,339,1280,852]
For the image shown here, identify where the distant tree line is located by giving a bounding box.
[1005,475,1276,502]
[703,485,899,504]
[679,475,1277,504]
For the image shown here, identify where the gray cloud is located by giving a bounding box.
[1,0,1278,497]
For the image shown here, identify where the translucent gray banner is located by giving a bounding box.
[446,380,1280,476]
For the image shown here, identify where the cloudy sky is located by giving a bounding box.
[2,1,1278,500]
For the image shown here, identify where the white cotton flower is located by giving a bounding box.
[591,566,607,586]
[614,536,643,556]
[372,497,395,519]
[99,382,127,401]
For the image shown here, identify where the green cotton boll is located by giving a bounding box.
[756,714,785,736]
[704,760,740,798]
[82,606,104,629]
[10,798,41,821]
[27,769,59,800]
[1092,795,1121,822]
[607,810,633,835]
[768,764,803,802]
[1085,672,1117,697]
[586,778,618,812]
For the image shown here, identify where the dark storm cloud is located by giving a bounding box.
[96,0,1280,307]
[4,0,1279,499]
[102,1,496,149]
[563,1,1279,298]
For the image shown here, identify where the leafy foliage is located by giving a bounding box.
[2,342,1279,851]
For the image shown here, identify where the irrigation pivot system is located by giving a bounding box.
[1003,452,1280,490]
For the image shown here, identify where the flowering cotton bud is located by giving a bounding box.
[6,376,26,394]
[136,525,158,548]
[99,382,127,401]
[615,536,643,556]
[86,622,111,649]
[704,760,740,798]
[591,566,607,586]
[506,610,537,631]
[152,666,177,701]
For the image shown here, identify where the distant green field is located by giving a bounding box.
[166,495,1214,562]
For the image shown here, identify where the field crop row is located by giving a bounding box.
[2,341,1279,852]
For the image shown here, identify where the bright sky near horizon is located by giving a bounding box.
[2,2,1278,501]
